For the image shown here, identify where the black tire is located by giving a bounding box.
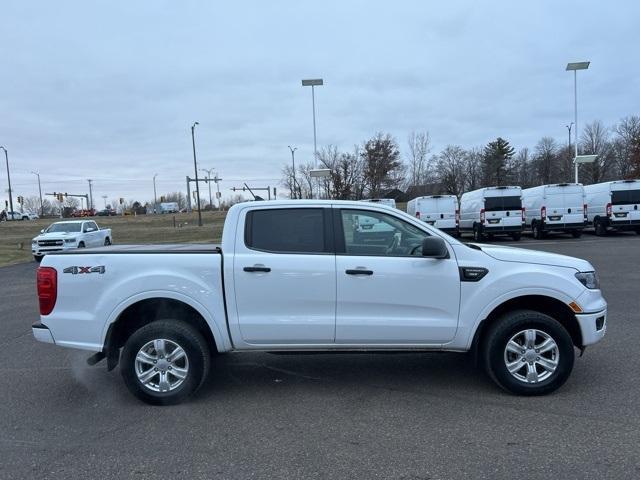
[483,310,575,396]
[571,230,582,238]
[594,218,607,236]
[510,232,522,241]
[473,225,483,242]
[104,237,112,246]
[78,242,85,248]
[532,221,544,240]
[33,255,43,263]
[120,319,211,405]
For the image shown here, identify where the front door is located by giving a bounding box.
[233,207,336,345]
[334,208,460,345]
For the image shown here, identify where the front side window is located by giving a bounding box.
[245,208,326,253]
[340,209,428,256]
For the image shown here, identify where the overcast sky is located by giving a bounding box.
[1,0,639,208]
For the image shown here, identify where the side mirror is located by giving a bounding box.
[421,237,449,259]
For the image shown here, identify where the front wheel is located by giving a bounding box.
[104,237,112,246]
[33,255,43,263]
[483,310,574,396]
[120,320,210,405]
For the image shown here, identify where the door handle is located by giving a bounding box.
[243,266,271,273]
[345,269,373,275]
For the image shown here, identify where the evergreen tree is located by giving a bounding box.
[482,137,515,186]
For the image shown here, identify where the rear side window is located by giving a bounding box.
[485,196,522,211]
[612,189,640,205]
[245,208,327,253]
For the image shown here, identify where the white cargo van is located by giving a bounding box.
[584,179,640,235]
[522,183,587,239]
[406,195,459,236]
[460,186,524,241]
[160,202,179,214]
[361,198,397,208]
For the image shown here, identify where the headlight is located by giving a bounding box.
[575,271,600,289]
[64,238,76,243]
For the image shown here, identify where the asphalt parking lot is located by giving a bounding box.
[1,232,639,479]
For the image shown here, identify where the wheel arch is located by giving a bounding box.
[470,294,583,357]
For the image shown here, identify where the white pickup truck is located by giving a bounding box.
[32,220,112,262]
[33,200,607,405]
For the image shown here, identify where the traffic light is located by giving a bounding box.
[119,198,124,205]
[57,193,64,202]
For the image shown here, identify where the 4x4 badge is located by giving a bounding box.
[63,266,106,275]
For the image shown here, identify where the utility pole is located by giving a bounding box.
[566,123,573,149]
[191,122,203,226]
[200,167,214,208]
[288,146,297,199]
[0,146,13,214]
[566,61,590,183]
[31,171,43,216]
[153,173,158,214]
[87,179,94,210]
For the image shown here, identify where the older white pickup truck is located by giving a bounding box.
[32,220,112,262]
[33,200,607,405]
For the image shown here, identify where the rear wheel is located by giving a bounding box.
[473,225,483,242]
[510,232,522,241]
[594,218,608,236]
[571,230,582,238]
[120,319,210,405]
[532,221,545,240]
[483,310,574,395]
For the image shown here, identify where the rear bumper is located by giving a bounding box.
[542,221,587,231]
[481,224,523,233]
[575,309,607,346]
[606,218,640,230]
[32,321,55,344]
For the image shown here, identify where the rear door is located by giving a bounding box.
[545,185,584,225]
[232,207,336,345]
[611,185,640,223]
[334,207,460,344]
[484,192,522,228]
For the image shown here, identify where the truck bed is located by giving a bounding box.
[49,243,222,255]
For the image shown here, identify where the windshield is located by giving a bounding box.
[46,223,82,233]
[612,189,640,205]
[484,196,522,212]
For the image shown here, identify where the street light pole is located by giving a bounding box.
[288,146,297,199]
[87,179,94,211]
[31,171,43,216]
[191,122,203,227]
[0,146,13,214]
[301,79,323,168]
[566,61,590,183]
[200,167,214,208]
[153,173,158,214]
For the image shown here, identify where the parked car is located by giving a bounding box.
[360,198,397,208]
[33,200,606,405]
[584,179,640,236]
[160,202,179,214]
[97,209,117,216]
[31,220,112,262]
[407,195,459,236]
[459,186,524,241]
[522,183,587,239]
[5,211,36,221]
[70,209,96,217]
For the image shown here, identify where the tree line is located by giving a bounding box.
[281,115,640,199]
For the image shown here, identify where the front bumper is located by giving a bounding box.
[575,309,607,346]
[32,321,55,344]
[32,243,77,256]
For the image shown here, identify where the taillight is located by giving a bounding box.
[541,206,546,220]
[37,267,57,315]
[521,207,526,222]
[480,208,485,223]
[606,203,612,217]
[416,211,420,219]
[455,209,460,225]
[583,204,588,217]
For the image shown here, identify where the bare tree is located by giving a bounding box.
[406,131,432,188]
[612,115,640,178]
[533,137,559,185]
[464,148,483,191]
[436,145,467,197]
[579,120,615,184]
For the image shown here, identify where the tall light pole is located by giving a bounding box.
[566,61,590,183]
[301,79,323,167]
[87,179,94,211]
[102,195,107,208]
[566,123,574,150]
[31,171,43,216]
[153,173,158,214]
[288,146,297,199]
[0,146,13,214]
[191,122,203,227]
[200,167,215,208]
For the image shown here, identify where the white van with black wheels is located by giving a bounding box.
[361,198,397,208]
[460,186,524,241]
[522,183,587,239]
[584,179,640,236]
[406,195,459,236]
